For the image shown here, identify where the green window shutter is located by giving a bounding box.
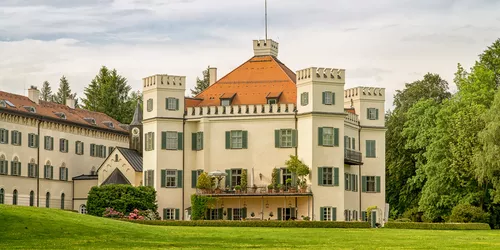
[332,92,336,105]
[175,98,180,111]
[334,168,339,186]
[225,169,231,188]
[318,127,323,146]
[277,208,282,221]
[177,170,183,188]
[372,141,376,157]
[43,165,47,178]
[165,98,169,110]
[344,136,348,148]
[305,93,309,105]
[178,132,183,150]
[242,131,248,149]
[35,164,38,177]
[355,175,358,192]
[292,129,298,148]
[344,173,348,190]
[161,132,167,150]
[375,109,379,120]
[366,140,370,157]
[28,134,33,147]
[362,176,367,192]
[217,208,223,220]
[65,168,68,181]
[317,167,323,186]
[376,176,381,193]
[332,207,337,221]
[362,211,367,221]
[59,167,63,180]
[103,146,106,157]
[192,133,197,151]
[291,173,297,187]
[322,92,326,104]
[191,170,197,188]
[161,170,166,187]
[352,138,355,150]
[351,174,355,191]
[227,208,233,220]
[320,207,325,221]
[28,164,32,177]
[242,208,247,219]
[82,142,85,155]
[367,108,370,119]
[90,144,95,156]
[163,209,167,220]
[333,128,339,146]
[199,132,203,150]
[75,141,78,154]
[175,209,180,220]
[225,131,231,149]
[274,129,280,148]
[50,166,54,179]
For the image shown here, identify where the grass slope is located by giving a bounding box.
[0,205,499,250]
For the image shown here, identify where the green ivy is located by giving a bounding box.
[191,194,216,220]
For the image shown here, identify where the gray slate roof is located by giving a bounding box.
[117,147,143,172]
[130,102,143,126]
[72,174,98,180]
[101,168,131,185]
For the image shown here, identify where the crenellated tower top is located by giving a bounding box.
[253,39,279,57]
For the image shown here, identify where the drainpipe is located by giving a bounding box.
[358,124,362,218]
[294,108,298,157]
[182,115,186,220]
[36,119,41,207]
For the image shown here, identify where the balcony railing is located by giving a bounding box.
[344,148,363,165]
[196,184,313,196]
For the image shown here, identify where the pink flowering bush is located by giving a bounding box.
[103,207,124,218]
[128,209,145,220]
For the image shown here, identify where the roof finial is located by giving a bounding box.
[265,0,268,40]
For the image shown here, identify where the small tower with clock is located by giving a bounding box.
[129,101,143,155]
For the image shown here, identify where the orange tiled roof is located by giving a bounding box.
[0,91,128,134]
[191,55,296,107]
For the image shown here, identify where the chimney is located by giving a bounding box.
[66,98,76,109]
[209,67,217,86]
[28,86,40,104]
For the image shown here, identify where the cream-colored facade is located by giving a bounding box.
[0,90,128,211]
[143,39,386,222]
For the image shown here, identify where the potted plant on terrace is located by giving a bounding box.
[285,155,310,193]
[267,184,273,193]
[235,185,242,194]
[196,172,213,194]
[278,184,284,193]
[241,169,248,193]
[299,180,308,193]
[286,178,296,193]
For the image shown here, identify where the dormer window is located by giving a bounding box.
[103,121,114,129]
[0,100,5,108]
[267,99,278,105]
[221,99,231,106]
[23,106,36,113]
[220,93,236,106]
[84,117,96,125]
[54,112,66,119]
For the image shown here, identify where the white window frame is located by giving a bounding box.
[323,127,334,146]
[366,176,376,192]
[231,169,242,187]
[221,99,231,106]
[368,108,378,120]
[210,209,219,220]
[79,204,87,214]
[60,167,68,181]
[165,170,177,187]
[230,131,243,149]
[164,208,175,220]
[28,133,37,148]
[76,141,84,155]
[12,131,21,146]
[147,98,153,112]
[167,98,177,110]
[233,208,241,221]
[324,92,334,105]
[280,129,293,148]
[196,132,203,150]
[323,207,333,221]
[145,132,154,151]
[301,92,309,106]
[0,129,7,144]
[166,131,178,150]
[267,99,277,105]
[60,138,68,153]
[323,167,333,186]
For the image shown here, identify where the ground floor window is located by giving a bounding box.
[13,189,18,205]
[277,207,296,221]
[46,192,50,208]
[164,208,175,220]
[232,208,241,221]
[29,191,34,206]
[320,206,336,221]
[80,205,87,214]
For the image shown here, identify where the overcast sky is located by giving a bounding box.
[1,0,499,110]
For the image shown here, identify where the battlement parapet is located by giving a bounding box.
[185,103,296,118]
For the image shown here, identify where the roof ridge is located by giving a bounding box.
[271,56,297,84]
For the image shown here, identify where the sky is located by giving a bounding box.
[1,0,499,110]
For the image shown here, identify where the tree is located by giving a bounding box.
[40,81,52,102]
[54,76,74,105]
[191,66,211,96]
[81,66,135,124]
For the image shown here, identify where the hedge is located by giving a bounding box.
[126,220,371,228]
[384,222,491,230]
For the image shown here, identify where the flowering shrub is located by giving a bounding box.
[103,208,124,218]
[139,209,161,220]
[128,209,145,220]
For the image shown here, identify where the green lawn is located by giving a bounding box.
[0,205,499,249]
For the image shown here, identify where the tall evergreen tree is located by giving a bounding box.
[40,81,52,102]
[191,66,211,96]
[81,66,134,124]
[54,76,74,105]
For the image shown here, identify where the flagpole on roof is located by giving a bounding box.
[265,0,268,40]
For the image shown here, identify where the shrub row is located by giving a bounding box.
[384,222,491,230]
[127,220,371,228]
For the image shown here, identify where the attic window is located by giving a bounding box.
[267,99,278,105]
[23,106,36,113]
[221,99,231,106]
[54,112,66,119]
[103,121,115,129]
[0,100,5,108]
[84,117,97,125]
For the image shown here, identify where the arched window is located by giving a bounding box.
[11,156,20,176]
[45,192,50,208]
[13,190,18,205]
[60,193,65,209]
[0,188,4,204]
[29,191,34,206]
[28,159,37,178]
[44,161,53,179]
[79,204,87,214]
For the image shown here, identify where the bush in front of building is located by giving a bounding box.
[384,222,491,230]
[191,194,217,220]
[128,220,371,228]
[87,184,157,217]
[449,204,490,224]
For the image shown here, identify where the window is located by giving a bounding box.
[80,205,87,214]
[166,131,178,150]
[11,131,21,146]
[366,140,376,158]
[0,129,8,144]
[44,136,54,150]
[367,108,379,120]
[166,97,179,111]
[0,188,4,204]
[225,130,248,149]
[161,169,182,188]
[0,100,5,108]
[191,170,203,188]
[10,158,21,176]
[363,176,381,193]
[195,132,204,151]
[318,167,339,186]
[59,166,68,181]
[46,192,50,208]
[59,138,69,153]
[44,163,54,179]
[345,173,350,191]
[28,160,37,178]
[281,168,292,187]
[275,129,298,148]
[144,170,155,187]
[145,132,155,151]
[322,91,335,105]
[30,191,34,206]
[108,146,114,156]
[75,141,84,155]
[61,193,65,209]
[208,208,222,220]
[147,98,153,112]
[0,155,8,175]
[267,98,278,104]
[164,208,176,220]
[221,99,231,106]
[90,144,96,156]
[352,138,356,150]
[318,127,339,147]
[231,169,242,187]
[13,190,18,205]
[320,207,336,221]
[232,208,242,221]
[28,133,38,148]
[300,92,309,106]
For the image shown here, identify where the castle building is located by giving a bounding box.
[143,39,386,222]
